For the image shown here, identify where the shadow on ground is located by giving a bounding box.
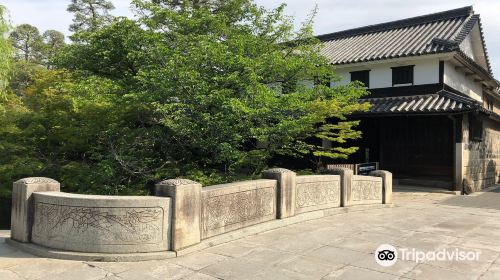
[441,187,500,210]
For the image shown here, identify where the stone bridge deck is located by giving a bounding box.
[2,188,500,280]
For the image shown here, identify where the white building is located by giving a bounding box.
[319,6,500,191]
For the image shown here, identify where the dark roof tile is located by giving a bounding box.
[357,90,479,115]
[318,6,492,74]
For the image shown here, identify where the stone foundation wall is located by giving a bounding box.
[463,116,500,190]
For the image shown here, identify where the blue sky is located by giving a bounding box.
[1,0,499,78]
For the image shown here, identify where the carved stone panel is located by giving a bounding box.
[295,175,341,214]
[31,192,170,253]
[33,204,163,245]
[201,180,277,239]
[350,175,383,205]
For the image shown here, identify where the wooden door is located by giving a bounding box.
[380,116,453,179]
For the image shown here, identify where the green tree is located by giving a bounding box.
[54,0,369,185]
[9,61,47,96]
[9,24,43,63]
[67,0,115,34]
[154,0,216,9]
[8,28,65,95]
[42,30,65,68]
[0,5,18,228]
[0,5,12,97]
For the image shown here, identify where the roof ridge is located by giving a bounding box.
[475,16,493,73]
[453,14,479,43]
[317,6,473,41]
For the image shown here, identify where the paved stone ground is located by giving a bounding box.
[2,188,500,280]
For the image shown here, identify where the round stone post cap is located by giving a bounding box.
[262,168,295,174]
[369,170,392,176]
[14,177,59,184]
[156,178,201,187]
[322,167,354,175]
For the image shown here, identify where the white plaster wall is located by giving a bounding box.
[460,33,475,61]
[459,24,489,70]
[369,66,392,88]
[414,59,440,85]
[443,61,483,101]
[332,58,439,89]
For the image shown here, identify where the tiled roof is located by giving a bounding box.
[318,6,493,74]
[357,90,479,115]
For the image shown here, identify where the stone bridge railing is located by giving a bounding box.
[7,168,391,261]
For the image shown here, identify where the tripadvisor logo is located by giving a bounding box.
[375,244,397,267]
[375,244,481,266]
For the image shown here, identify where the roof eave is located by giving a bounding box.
[330,52,455,69]
[454,51,499,88]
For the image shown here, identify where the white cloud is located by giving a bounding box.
[1,0,499,77]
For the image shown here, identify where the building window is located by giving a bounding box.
[350,70,370,87]
[392,65,414,86]
[484,97,494,111]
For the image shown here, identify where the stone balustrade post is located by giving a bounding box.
[370,170,393,204]
[322,167,353,207]
[155,179,202,251]
[262,168,296,219]
[11,177,60,243]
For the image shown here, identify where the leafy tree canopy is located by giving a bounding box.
[1,0,369,199]
[9,24,44,63]
[67,0,115,34]
[57,0,369,179]
[0,5,12,98]
[42,30,66,69]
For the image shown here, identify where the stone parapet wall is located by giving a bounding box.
[350,175,383,205]
[10,169,391,260]
[295,175,341,214]
[200,180,277,239]
[31,192,171,254]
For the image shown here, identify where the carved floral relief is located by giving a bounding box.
[32,203,164,245]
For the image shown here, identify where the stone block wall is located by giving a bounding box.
[462,116,500,190]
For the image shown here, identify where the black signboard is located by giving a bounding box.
[356,162,378,175]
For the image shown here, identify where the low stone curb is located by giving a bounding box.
[5,238,177,262]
